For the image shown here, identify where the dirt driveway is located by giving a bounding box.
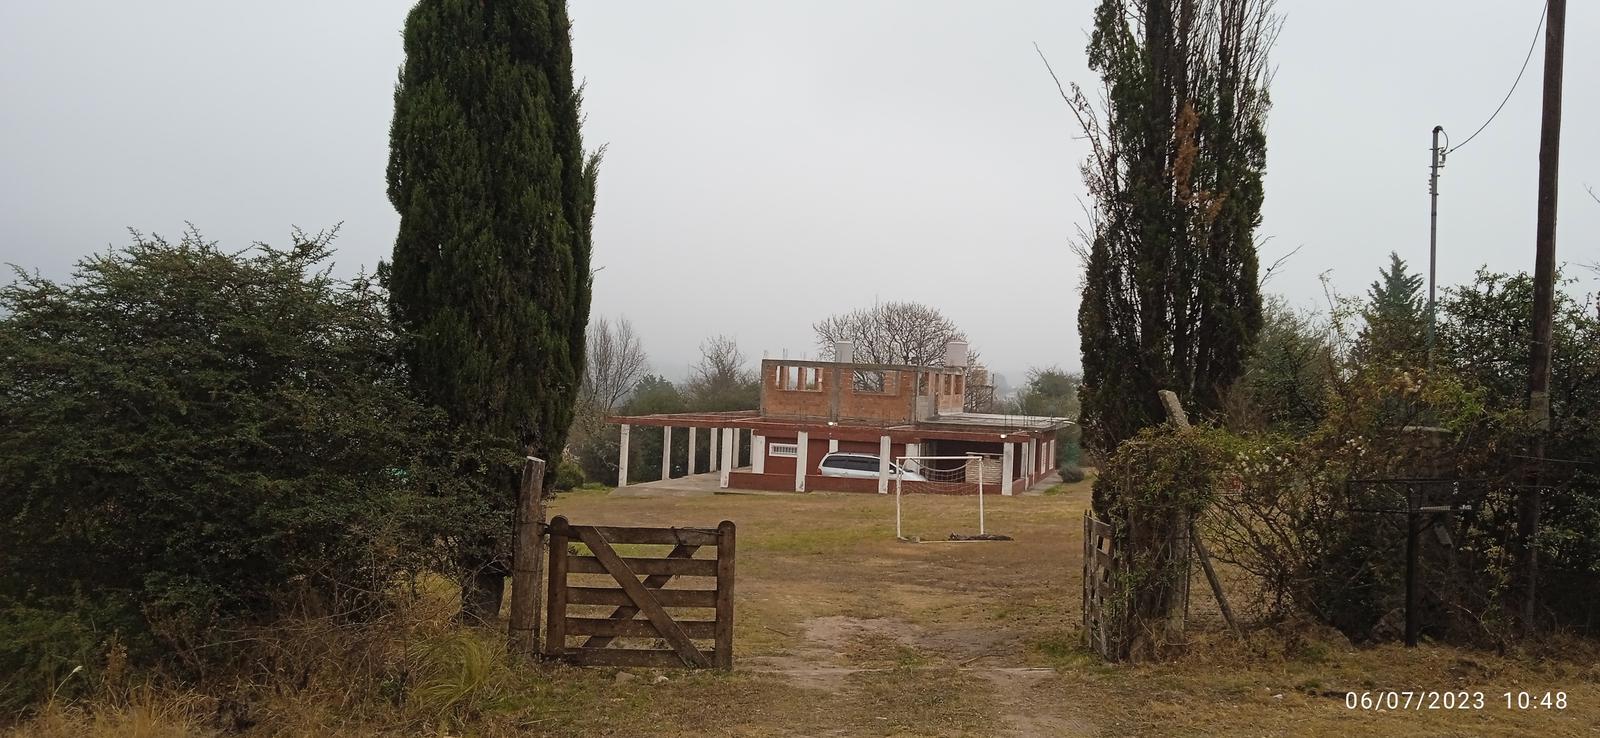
[540,481,1599,737]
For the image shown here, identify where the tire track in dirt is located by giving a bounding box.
[744,615,1100,737]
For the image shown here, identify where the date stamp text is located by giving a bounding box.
[1342,691,1567,711]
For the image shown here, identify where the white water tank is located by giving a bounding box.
[834,340,854,363]
[943,341,968,368]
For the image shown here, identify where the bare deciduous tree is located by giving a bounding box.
[568,316,650,486]
[580,315,649,416]
[813,301,975,367]
[814,301,994,410]
[685,335,759,411]
[965,364,999,412]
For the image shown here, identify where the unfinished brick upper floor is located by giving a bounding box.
[759,358,966,425]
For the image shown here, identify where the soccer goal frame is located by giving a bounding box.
[893,454,999,541]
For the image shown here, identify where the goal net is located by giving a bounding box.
[893,455,1002,542]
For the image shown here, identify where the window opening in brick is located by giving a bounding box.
[852,369,893,394]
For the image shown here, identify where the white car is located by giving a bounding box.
[817,452,927,481]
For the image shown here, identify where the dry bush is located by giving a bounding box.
[1202,367,1531,645]
[0,574,539,737]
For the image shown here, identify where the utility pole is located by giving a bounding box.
[1519,0,1565,631]
[1427,125,1444,365]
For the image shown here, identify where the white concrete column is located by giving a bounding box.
[661,426,673,480]
[877,435,892,494]
[732,428,743,469]
[904,442,921,473]
[795,431,809,492]
[709,428,720,472]
[752,434,766,474]
[719,427,734,488]
[828,438,839,453]
[1020,440,1031,485]
[687,427,698,475]
[1001,442,1015,496]
[618,424,631,487]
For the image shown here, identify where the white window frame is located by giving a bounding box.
[769,442,799,457]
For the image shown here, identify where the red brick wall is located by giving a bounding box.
[758,435,904,476]
[838,440,882,455]
[760,360,968,424]
[761,365,831,417]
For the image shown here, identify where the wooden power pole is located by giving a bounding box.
[1519,0,1565,630]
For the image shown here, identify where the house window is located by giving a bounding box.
[853,369,895,394]
[769,443,799,457]
[776,365,822,391]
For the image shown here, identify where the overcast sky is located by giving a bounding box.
[2,1,1595,382]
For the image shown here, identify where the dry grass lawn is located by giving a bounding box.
[9,476,1599,736]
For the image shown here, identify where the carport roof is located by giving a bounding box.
[605,410,1073,443]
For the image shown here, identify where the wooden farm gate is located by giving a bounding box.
[1082,511,1119,659]
[543,515,735,669]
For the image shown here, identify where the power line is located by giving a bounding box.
[1446,1,1548,156]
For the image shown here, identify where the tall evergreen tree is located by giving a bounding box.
[1064,0,1276,467]
[1353,251,1426,366]
[385,0,600,620]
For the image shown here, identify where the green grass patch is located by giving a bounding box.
[745,524,883,555]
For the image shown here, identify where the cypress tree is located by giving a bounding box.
[385,0,600,619]
[1070,0,1275,480]
[1353,252,1427,366]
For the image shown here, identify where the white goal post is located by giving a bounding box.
[893,454,999,541]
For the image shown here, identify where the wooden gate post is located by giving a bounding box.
[714,520,736,670]
[542,516,571,659]
[509,456,547,656]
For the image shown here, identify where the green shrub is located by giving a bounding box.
[1437,271,1600,632]
[0,606,104,713]
[1094,425,1243,659]
[1056,424,1084,468]
[553,458,585,491]
[0,230,505,704]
